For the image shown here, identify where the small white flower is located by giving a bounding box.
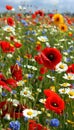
[24,65,37,70]
[63,73,74,80]
[37,36,48,42]
[20,87,34,100]
[58,88,70,94]
[2,25,15,35]
[39,99,46,104]
[37,88,41,93]
[12,99,19,107]
[0,86,2,93]
[7,54,13,58]
[45,42,50,47]
[4,113,11,120]
[23,109,41,119]
[59,39,66,42]
[60,82,71,87]
[55,62,68,73]
[63,52,68,56]
[46,74,55,81]
[17,80,25,86]
[68,89,74,98]
[18,5,23,10]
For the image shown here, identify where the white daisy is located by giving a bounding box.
[60,82,71,87]
[68,89,74,99]
[63,73,74,80]
[7,54,13,58]
[39,99,46,104]
[20,87,34,100]
[37,36,48,42]
[2,25,15,35]
[12,99,19,107]
[55,62,68,73]
[17,80,25,86]
[23,109,41,119]
[58,88,70,94]
[24,65,37,71]
[46,74,55,81]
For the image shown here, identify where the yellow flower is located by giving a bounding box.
[53,14,64,25]
[67,120,74,125]
[68,31,72,36]
[50,86,56,92]
[29,28,32,31]
[36,41,41,45]
[59,23,68,32]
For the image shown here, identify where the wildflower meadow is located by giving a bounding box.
[0,3,74,130]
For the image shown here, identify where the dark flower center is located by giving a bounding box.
[61,26,65,30]
[51,102,59,107]
[47,54,54,61]
[56,17,60,22]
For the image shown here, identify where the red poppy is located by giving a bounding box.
[35,47,62,70]
[29,120,47,130]
[65,16,72,25]
[9,45,15,53]
[10,35,15,41]
[0,41,15,53]
[34,55,43,64]
[7,17,14,26]
[35,44,42,52]
[44,89,57,98]
[14,42,22,48]
[6,5,13,10]
[0,101,7,109]
[0,73,6,81]
[35,10,44,17]
[66,64,74,74]
[17,13,22,17]
[45,93,65,114]
[11,64,23,81]
[38,76,43,81]
[32,14,36,19]
[25,53,32,59]
[6,78,17,88]
[0,80,12,92]
[48,13,54,19]
[39,66,48,74]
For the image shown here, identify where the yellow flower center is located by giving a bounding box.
[36,41,41,45]
[62,83,68,87]
[69,91,74,96]
[7,28,11,32]
[62,89,66,92]
[68,76,72,79]
[24,91,28,95]
[59,64,64,69]
[27,111,33,116]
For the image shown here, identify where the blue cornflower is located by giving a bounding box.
[28,74,33,78]
[25,31,30,35]
[1,92,7,97]
[31,30,36,35]
[24,117,28,122]
[66,58,71,62]
[11,90,17,95]
[29,38,35,42]
[16,60,21,66]
[21,19,28,26]
[50,118,60,127]
[9,121,20,130]
[46,119,50,124]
